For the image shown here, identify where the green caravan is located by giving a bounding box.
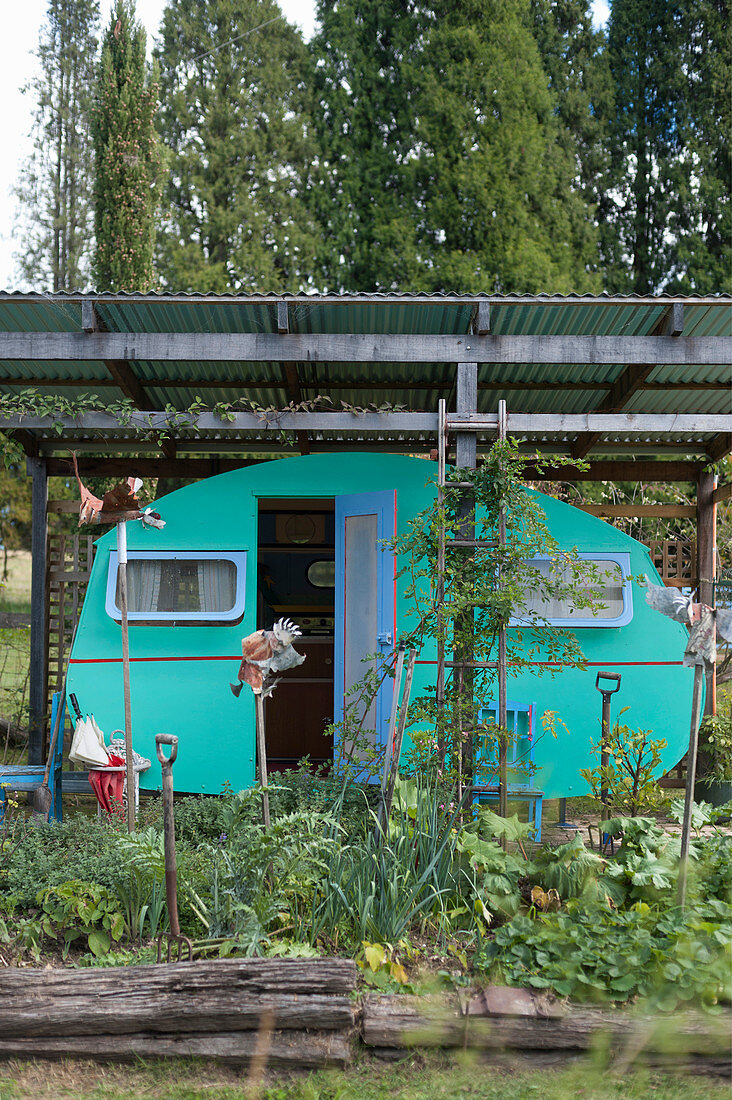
[67,453,694,798]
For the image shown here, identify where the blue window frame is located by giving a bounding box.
[511,552,633,628]
[105,550,247,623]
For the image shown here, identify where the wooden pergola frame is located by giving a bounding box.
[1,294,729,765]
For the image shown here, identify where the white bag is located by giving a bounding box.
[69,714,110,768]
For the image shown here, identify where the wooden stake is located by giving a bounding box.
[117,520,135,834]
[255,694,270,829]
[382,650,417,825]
[678,663,705,909]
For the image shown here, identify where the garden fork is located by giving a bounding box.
[155,734,193,963]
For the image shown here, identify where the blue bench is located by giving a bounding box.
[472,700,543,841]
[0,692,65,822]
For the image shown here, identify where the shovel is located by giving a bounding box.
[155,733,192,963]
[32,686,65,818]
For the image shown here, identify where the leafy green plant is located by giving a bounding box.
[580,715,667,816]
[388,439,602,793]
[2,813,122,905]
[112,827,169,941]
[698,686,732,785]
[477,898,732,1008]
[36,881,125,958]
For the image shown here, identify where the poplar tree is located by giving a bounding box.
[155,0,316,293]
[14,0,99,291]
[92,0,162,292]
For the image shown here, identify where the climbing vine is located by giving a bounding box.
[388,437,611,790]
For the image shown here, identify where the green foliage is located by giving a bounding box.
[92,0,162,291]
[530,0,613,243]
[580,716,667,816]
[390,439,602,786]
[155,0,316,292]
[112,827,168,940]
[36,880,125,958]
[698,687,732,784]
[603,0,730,292]
[477,898,732,1008]
[408,0,599,293]
[312,0,599,292]
[306,776,476,948]
[2,814,123,906]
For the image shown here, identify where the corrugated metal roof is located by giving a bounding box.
[0,293,729,459]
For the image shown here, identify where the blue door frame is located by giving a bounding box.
[334,491,396,777]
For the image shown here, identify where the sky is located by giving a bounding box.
[0,0,610,291]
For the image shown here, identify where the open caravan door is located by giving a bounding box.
[334,491,396,779]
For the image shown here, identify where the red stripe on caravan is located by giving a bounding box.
[413,660,685,668]
[69,655,240,664]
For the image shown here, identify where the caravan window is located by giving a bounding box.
[513,552,632,628]
[105,551,246,623]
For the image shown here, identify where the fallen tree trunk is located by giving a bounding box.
[0,1028,352,1069]
[0,958,358,1039]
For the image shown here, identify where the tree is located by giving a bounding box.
[604,0,690,293]
[14,0,99,292]
[672,0,731,292]
[530,0,614,278]
[155,0,316,293]
[92,0,162,292]
[409,0,600,292]
[312,0,600,293]
[310,1,423,292]
[604,0,730,293]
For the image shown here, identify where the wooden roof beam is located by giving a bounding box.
[572,304,685,460]
[278,302,309,455]
[4,329,729,364]
[706,433,732,462]
[82,301,176,460]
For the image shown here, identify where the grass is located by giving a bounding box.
[0,550,31,614]
[0,550,32,757]
[0,1054,729,1100]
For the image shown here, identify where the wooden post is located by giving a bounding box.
[697,467,717,716]
[695,467,717,801]
[117,520,135,833]
[27,457,48,766]
[255,694,270,828]
[455,363,477,795]
[678,663,705,909]
[436,400,446,766]
[493,400,506,822]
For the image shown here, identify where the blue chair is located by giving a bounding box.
[472,700,543,841]
[0,692,65,822]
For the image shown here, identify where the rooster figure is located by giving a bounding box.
[230,618,305,699]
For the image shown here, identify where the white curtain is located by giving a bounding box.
[124,560,162,613]
[197,560,236,612]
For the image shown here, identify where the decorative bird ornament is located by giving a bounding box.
[230,617,306,698]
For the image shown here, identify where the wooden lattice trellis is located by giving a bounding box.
[46,514,95,715]
[646,539,697,589]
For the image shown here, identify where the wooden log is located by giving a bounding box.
[0,959,358,1039]
[361,994,732,1060]
[0,1028,352,1070]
